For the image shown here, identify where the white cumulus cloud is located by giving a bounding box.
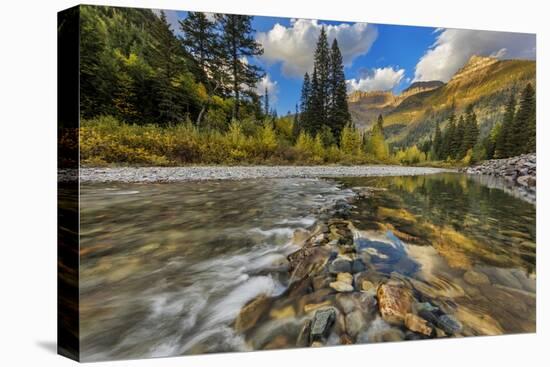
[255,75,279,103]
[256,19,378,77]
[414,28,536,82]
[346,67,405,92]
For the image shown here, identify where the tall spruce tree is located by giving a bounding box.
[461,105,479,157]
[215,14,264,120]
[151,11,186,124]
[309,66,323,133]
[440,113,456,160]
[454,115,466,159]
[495,94,516,158]
[179,12,218,87]
[311,27,331,128]
[327,39,351,139]
[264,87,269,117]
[513,83,536,155]
[432,121,443,160]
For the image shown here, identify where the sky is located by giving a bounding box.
[159,9,536,115]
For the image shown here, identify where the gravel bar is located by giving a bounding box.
[72,166,455,183]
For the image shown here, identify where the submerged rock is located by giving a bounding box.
[328,257,352,274]
[376,282,412,325]
[296,319,312,347]
[330,281,354,292]
[336,272,353,284]
[310,308,337,342]
[351,258,367,273]
[235,295,271,333]
[437,314,463,335]
[404,313,432,336]
[345,309,368,339]
[463,270,491,286]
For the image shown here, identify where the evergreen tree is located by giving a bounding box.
[310,27,331,128]
[264,87,269,117]
[495,94,516,158]
[179,11,226,125]
[179,12,218,87]
[432,121,443,160]
[215,14,264,120]
[327,39,351,140]
[459,105,478,159]
[512,83,536,154]
[150,10,187,124]
[454,115,466,159]
[308,66,324,133]
[376,114,385,135]
[440,113,456,160]
[292,104,300,139]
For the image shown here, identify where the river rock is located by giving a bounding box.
[310,308,336,342]
[328,257,352,274]
[312,274,333,291]
[235,295,271,332]
[437,314,463,335]
[330,281,354,292]
[296,319,312,347]
[463,270,491,286]
[345,309,367,339]
[404,313,432,336]
[351,258,367,273]
[336,272,353,284]
[335,293,357,314]
[377,282,412,325]
[361,280,375,292]
[292,228,311,247]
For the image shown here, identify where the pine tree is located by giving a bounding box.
[179,12,218,87]
[440,113,456,160]
[454,115,466,159]
[327,39,351,140]
[179,11,227,125]
[432,121,442,160]
[310,27,331,129]
[513,83,536,154]
[264,87,269,117]
[459,105,478,159]
[292,104,300,139]
[308,66,323,133]
[376,114,385,135]
[216,14,264,120]
[495,94,516,158]
[150,10,186,124]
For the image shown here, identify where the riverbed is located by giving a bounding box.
[77,172,535,361]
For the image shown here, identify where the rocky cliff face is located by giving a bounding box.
[448,55,499,84]
[348,81,443,130]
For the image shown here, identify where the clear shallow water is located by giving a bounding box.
[79,173,535,361]
[79,178,355,361]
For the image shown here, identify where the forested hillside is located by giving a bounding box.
[73,5,535,167]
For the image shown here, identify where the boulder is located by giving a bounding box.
[235,295,271,332]
[351,258,367,273]
[437,314,463,335]
[310,308,336,342]
[376,282,412,325]
[404,313,432,336]
[345,309,368,339]
[328,257,352,274]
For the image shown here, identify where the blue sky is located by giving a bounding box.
[161,10,536,115]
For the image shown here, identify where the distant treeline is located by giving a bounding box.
[419,83,535,163]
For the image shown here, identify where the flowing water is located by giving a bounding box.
[78,173,535,361]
